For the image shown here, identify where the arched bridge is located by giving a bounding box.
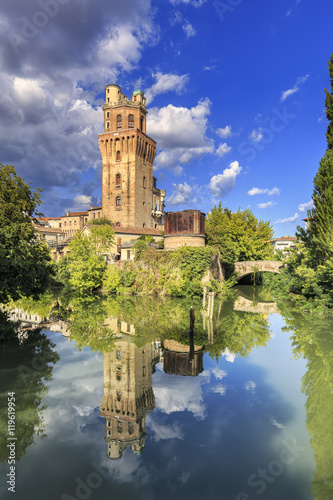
[234,261,283,280]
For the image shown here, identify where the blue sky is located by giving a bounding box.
[1,0,333,236]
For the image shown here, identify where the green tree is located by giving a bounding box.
[298,54,333,262]
[67,232,106,292]
[206,203,274,266]
[0,164,53,303]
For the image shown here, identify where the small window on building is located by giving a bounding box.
[106,122,110,129]
[116,367,122,381]
[116,173,121,186]
[116,196,121,206]
[117,114,122,130]
[116,222,120,227]
[59,223,61,228]
[143,366,146,377]
[98,212,100,218]
[128,114,134,128]
[127,250,131,260]
[143,176,146,188]
[107,111,110,117]
[93,213,96,219]
[140,116,144,131]
[128,422,134,435]
[116,350,121,360]
[116,150,121,161]
[107,98,110,102]
[143,223,145,228]
[117,421,122,433]
[117,391,122,402]
[107,88,109,93]
[64,221,67,226]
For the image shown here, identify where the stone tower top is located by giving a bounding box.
[104,84,146,109]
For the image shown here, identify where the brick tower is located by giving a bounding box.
[98,84,165,229]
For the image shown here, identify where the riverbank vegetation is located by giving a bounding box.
[269,54,333,311]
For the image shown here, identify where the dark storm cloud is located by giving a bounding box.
[0,0,156,214]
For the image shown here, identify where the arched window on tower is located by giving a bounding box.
[116,196,121,207]
[128,114,134,128]
[117,114,122,130]
[116,150,121,161]
[116,173,121,186]
[143,176,146,188]
[140,116,144,131]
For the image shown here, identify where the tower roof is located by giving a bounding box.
[132,90,144,96]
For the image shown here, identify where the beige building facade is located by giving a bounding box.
[99,84,165,230]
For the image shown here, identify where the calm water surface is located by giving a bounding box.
[0,287,332,500]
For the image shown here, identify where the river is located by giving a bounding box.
[0,286,332,500]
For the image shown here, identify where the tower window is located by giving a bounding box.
[107,98,109,102]
[116,196,121,206]
[128,114,134,128]
[106,111,110,118]
[106,122,110,129]
[117,114,122,130]
[143,176,146,188]
[116,173,121,186]
[116,367,122,381]
[116,150,121,161]
[117,421,122,433]
[140,116,144,131]
[107,88,109,93]
[128,422,134,435]
[117,391,122,402]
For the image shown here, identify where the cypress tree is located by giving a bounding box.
[306,54,333,261]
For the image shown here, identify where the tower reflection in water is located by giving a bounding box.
[100,318,161,460]
[100,318,204,459]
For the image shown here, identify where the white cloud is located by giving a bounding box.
[248,187,280,196]
[250,128,263,143]
[257,201,277,209]
[145,72,189,104]
[169,0,206,6]
[211,367,227,380]
[173,165,184,176]
[153,371,210,420]
[216,142,232,158]
[248,187,268,196]
[268,187,280,196]
[274,213,299,224]
[222,348,236,363]
[148,99,214,168]
[209,161,242,198]
[167,182,193,205]
[217,125,232,138]
[183,21,196,38]
[280,75,309,102]
[298,200,314,212]
[212,385,226,396]
[146,416,184,442]
[244,381,256,392]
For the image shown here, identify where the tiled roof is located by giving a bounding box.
[61,211,88,217]
[272,236,298,242]
[34,226,65,234]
